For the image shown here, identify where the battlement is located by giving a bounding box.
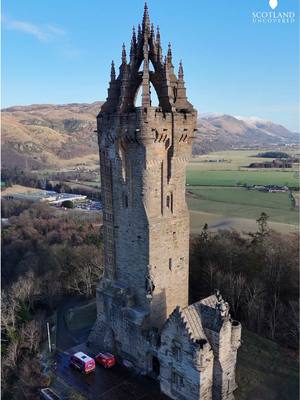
[98,105,196,167]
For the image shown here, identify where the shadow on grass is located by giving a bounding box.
[236,329,299,400]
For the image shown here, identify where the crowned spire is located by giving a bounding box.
[156,26,161,44]
[142,2,150,34]
[167,42,173,65]
[164,56,169,76]
[150,23,155,37]
[121,43,127,64]
[178,60,184,80]
[132,26,137,43]
[101,3,194,114]
[110,60,116,81]
[155,26,162,62]
[142,58,150,107]
[130,27,137,62]
[175,59,189,109]
[137,24,142,43]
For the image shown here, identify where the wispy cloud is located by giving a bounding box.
[47,24,66,36]
[2,15,66,42]
[2,14,80,59]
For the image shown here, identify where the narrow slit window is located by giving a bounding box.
[166,195,170,208]
[123,193,128,208]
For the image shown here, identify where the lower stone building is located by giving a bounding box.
[159,292,241,400]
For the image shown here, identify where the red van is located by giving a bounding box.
[70,352,95,374]
[95,352,116,368]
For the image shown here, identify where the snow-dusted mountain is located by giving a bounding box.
[193,113,299,154]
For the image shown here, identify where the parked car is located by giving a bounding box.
[95,352,116,368]
[70,352,95,374]
[40,388,61,400]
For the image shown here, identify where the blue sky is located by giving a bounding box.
[1,0,299,131]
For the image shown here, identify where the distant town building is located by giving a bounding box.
[3,189,87,204]
[253,185,289,193]
[249,159,292,168]
[89,5,241,400]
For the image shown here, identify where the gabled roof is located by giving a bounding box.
[198,293,230,332]
[167,292,230,338]
[199,294,219,309]
[166,304,208,346]
[181,303,206,342]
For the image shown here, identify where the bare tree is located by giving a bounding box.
[244,280,266,331]
[65,245,103,297]
[2,340,20,369]
[1,290,19,334]
[11,270,40,309]
[207,262,216,293]
[267,291,284,340]
[229,273,245,316]
[21,320,42,353]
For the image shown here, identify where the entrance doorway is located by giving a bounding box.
[152,356,160,377]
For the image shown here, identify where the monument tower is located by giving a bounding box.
[90,5,241,400]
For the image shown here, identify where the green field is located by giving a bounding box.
[187,187,298,226]
[187,149,299,187]
[189,149,300,171]
[186,169,299,187]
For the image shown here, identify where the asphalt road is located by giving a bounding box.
[55,348,170,400]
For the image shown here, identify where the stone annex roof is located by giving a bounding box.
[199,294,220,309]
[180,303,206,342]
[178,293,230,339]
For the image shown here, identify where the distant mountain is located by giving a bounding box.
[1,102,102,170]
[194,114,299,154]
[1,103,298,171]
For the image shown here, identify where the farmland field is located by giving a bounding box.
[186,169,299,187]
[189,149,300,170]
[187,186,298,232]
[187,149,299,187]
[185,149,299,233]
[189,186,292,208]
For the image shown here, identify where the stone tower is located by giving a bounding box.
[90,4,241,399]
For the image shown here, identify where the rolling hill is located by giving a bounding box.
[1,102,102,170]
[193,113,299,154]
[1,102,298,170]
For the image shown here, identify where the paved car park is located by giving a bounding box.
[54,345,170,400]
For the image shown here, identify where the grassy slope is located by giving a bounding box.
[189,210,298,236]
[236,330,299,400]
[187,187,298,225]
